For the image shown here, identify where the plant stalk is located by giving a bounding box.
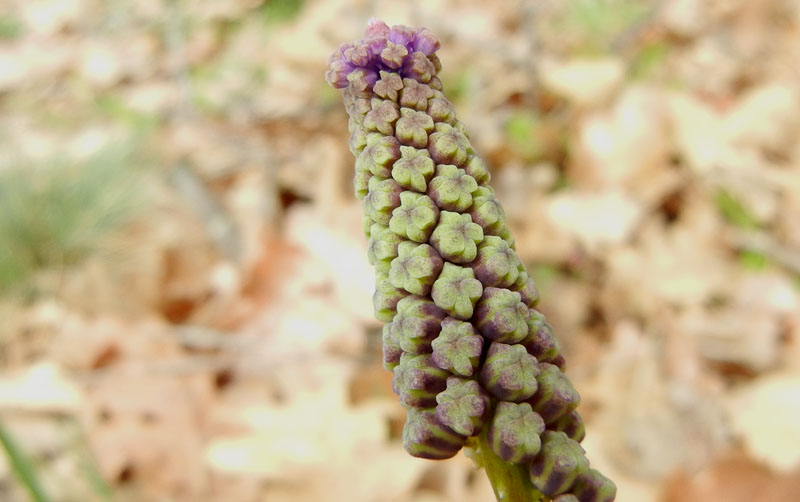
[473,428,548,502]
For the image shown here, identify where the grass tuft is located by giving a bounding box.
[0,141,143,294]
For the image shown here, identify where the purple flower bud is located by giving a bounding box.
[428,123,469,166]
[427,95,457,124]
[389,24,416,46]
[363,99,400,135]
[510,266,540,308]
[470,236,521,288]
[365,18,391,39]
[382,322,403,370]
[469,186,506,234]
[403,407,466,460]
[528,363,580,424]
[344,42,371,67]
[413,27,441,55]
[549,410,586,443]
[393,353,450,407]
[480,342,540,401]
[380,41,409,69]
[572,468,617,502]
[521,311,565,368]
[347,67,378,94]
[373,71,404,101]
[400,79,435,111]
[529,431,590,497]
[430,317,483,377]
[487,402,545,463]
[435,376,490,436]
[402,51,436,83]
[473,287,530,343]
[392,295,445,353]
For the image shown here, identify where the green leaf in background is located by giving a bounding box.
[714,188,759,230]
[261,0,305,24]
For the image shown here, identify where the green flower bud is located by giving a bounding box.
[572,468,617,502]
[510,267,540,307]
[463,155,490,185]
[402,51,436,83]
[389,241,443,296]
[431,263,483,320]
[392,295,445,354]
[392,146,435,193]
[480,342,540,401]
[429,211,484,264]
[353,161,371,199]
[528,363,580,424]
[382,322,403,370]
[473,287,530,344]
[349,121,369,157]
[344,91,372,118]
[427,97,457,125]
[389,191,440,242]
[428,122,469,166]
[363,177,403,225]
[470,236,521,288]
[427,164,477,212]
[529,431,589,497]
[373,272,409,322]
[487,402,545,463]
[356,135,401,178]
[393,353,450,407]
[521,311,566,369]
[395,107,435,148]
[550,410,586,443]
[373,70,404,101]
[430,317,484,377]
[399,78,434,111]
[435,376,490,436]
[469,186,506,235]
[363,98,400,135]
[367,223,406,273]
[403,407,466,460]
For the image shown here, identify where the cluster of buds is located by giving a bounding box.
[326,19,615,502]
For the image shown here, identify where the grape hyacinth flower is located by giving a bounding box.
[326,19,616,502]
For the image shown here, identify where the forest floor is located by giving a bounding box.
[1,1,800,501]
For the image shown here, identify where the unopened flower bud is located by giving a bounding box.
[480,342,540,401]
[487,402,545,463]
[529,431,590,497]
[403,407,466,460]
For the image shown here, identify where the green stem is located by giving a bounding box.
[473,429,549,502]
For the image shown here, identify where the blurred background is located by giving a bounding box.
[1,0,799,501]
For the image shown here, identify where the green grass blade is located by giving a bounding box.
[0,417,52,502]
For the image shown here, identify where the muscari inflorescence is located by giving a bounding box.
[326,19,616,502]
